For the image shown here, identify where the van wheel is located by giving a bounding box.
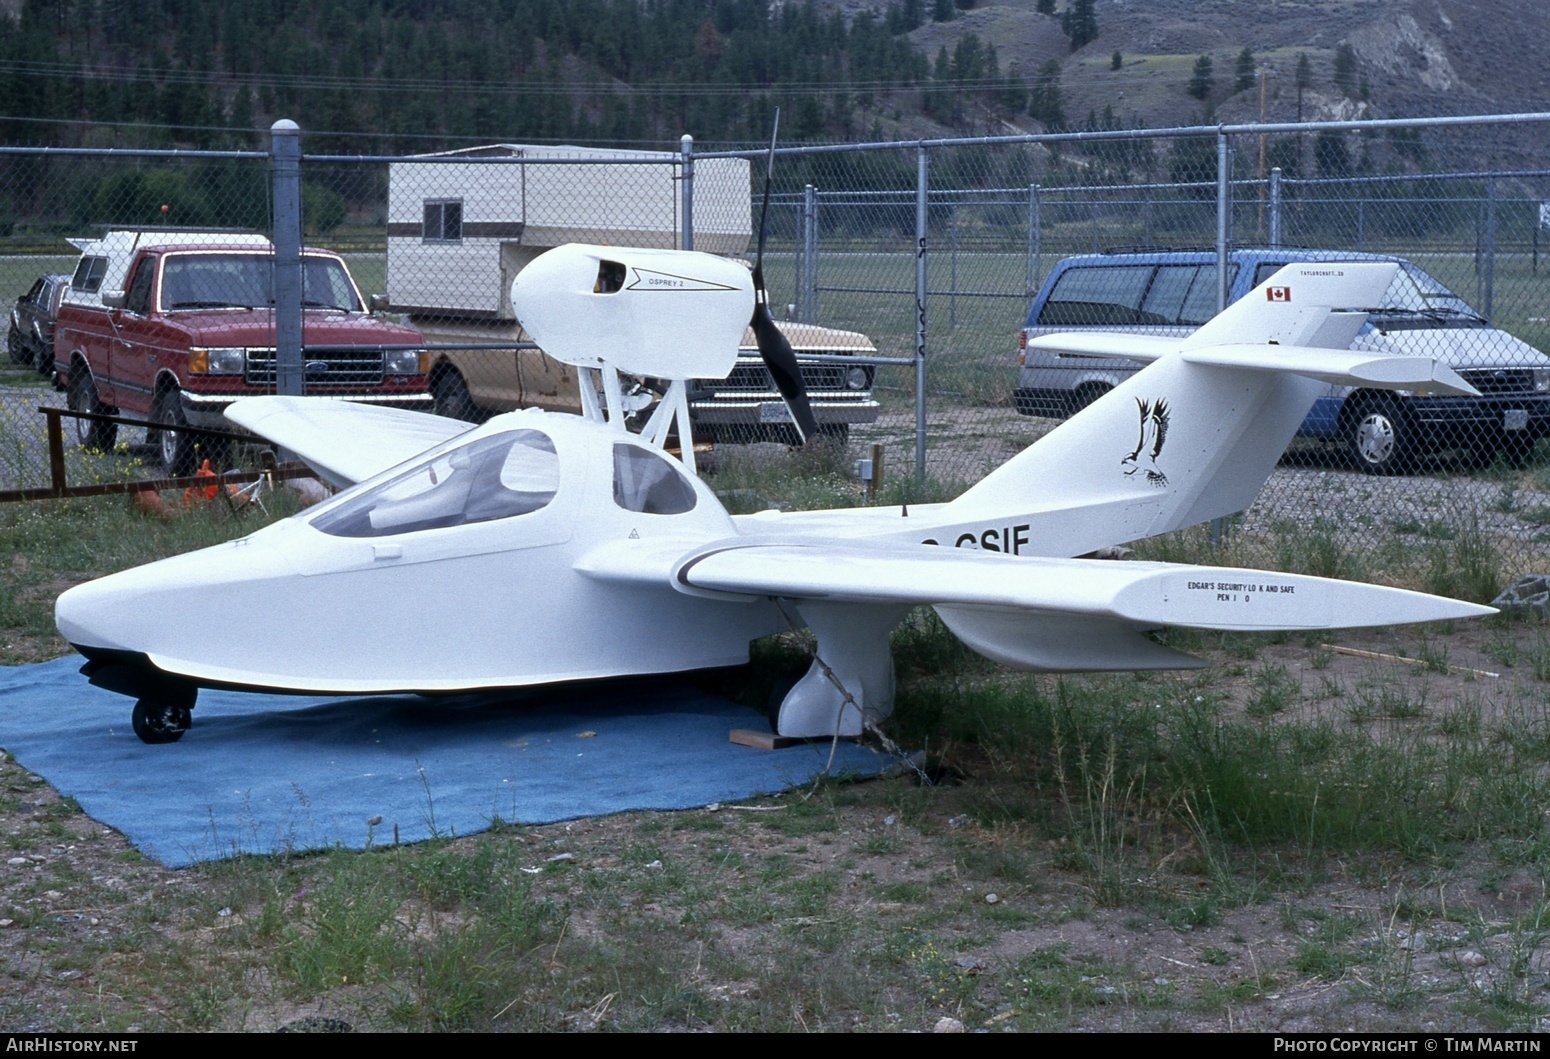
[1069,383,1111,416]
[153,388,198,476]
[68,371,117,452]
[1346,397,1412,475]
[432,370,478,422]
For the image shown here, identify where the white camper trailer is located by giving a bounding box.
[383,144,879,440]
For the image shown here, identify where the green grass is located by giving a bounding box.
[0,490,304,663]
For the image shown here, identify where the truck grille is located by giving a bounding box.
[722,362,858,394]
[245,348,386,386]
[1459,368,1537,395]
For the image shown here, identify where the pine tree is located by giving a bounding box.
[1315,131,1353,176]
[1234,46,1255,93]
[1188,54,1215,100]
[932,0,954,22]
[1036,0,1055,13]
[1295,52,1312,90]
[1111,50,1122,71]
[1028,58,1065,128]
[1333,43,1357,96]
[1061,0,1097,51]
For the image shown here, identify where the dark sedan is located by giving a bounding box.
[8,273,68,375]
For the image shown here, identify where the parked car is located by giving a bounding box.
[8,273,68,375]
[1013,247,1550,473]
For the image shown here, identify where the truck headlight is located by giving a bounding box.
[845,366,870,390]
[385,348,426,375]
[1534,369,1550,393]
[190,347,246,374]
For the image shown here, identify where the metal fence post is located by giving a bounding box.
[1032,184,1042,294]
[1216,130,1231,314]
[802,184,817,323]
[1484,177,1497,320]
[1269,166,1282,247]
[1142,185,1151,246]
[679,134,694,251]
[949,201,958,329]
[915,143,928,485]
[270,119,303,398]
[1025,183,1037,297]
[1212,129,1231,547]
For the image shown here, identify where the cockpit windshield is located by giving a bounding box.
[310,429,560,538]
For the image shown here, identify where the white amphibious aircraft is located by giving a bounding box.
[56,245,1494,743]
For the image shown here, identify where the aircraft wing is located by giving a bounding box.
[225,396,472,489]
[577,540,1492,671]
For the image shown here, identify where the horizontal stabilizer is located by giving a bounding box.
[672,543,1493,632]
[226,396,472,488]
[1026,332,1177,364]
[1181,345,1480,396]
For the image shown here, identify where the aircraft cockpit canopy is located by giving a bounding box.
[311,429,560,538]
[612,443,697,515]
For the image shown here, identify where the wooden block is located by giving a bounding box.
[729,728,804,750]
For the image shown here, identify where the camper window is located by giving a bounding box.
[71,255,107,293]
[423,200,463,244]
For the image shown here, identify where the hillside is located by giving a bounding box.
[0,0,1542,161]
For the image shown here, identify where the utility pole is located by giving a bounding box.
[1257,61,1277,240]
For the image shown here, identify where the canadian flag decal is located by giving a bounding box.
[1266,286,1291,302]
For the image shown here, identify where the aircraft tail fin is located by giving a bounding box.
[935,262,1418,556]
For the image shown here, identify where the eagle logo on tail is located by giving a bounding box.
[1121,397,1170,487]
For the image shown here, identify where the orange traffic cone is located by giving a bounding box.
[130,486,172,518]
[181,459,218,506]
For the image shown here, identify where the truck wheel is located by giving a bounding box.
[1345,397,1413,475]
[432,371,478,422]
[1499,433,1540,468]
[1069,383,1111,416]
[6,325,24,364]
[153,389,198,476]
[68,371,117,452]
[817,424,850,446]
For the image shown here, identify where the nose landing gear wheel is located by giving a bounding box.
[132,699,191,744]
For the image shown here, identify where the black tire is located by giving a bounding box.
[131,699,189,744]
[153,388,198,476]
[68,370,117,452]
[816,423,850,446]
[1069,383,1111,417]
[6,324,24,365]
[432,370,479,422]
[1500,433,1541,468]
[1345,397,1413,475]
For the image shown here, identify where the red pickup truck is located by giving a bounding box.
[53,237,432,473]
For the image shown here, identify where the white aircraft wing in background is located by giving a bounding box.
[225,396,473,489]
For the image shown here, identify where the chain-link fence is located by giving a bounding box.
[4,114,1550,590]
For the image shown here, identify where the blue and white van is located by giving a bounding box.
[1013,248,1550,472]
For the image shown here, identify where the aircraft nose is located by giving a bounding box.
[54,536,298,656]
[55,575,136,653]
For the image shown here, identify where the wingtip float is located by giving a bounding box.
[56,252,1494,743]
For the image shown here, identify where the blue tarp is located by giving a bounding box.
[0,656,888,868]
